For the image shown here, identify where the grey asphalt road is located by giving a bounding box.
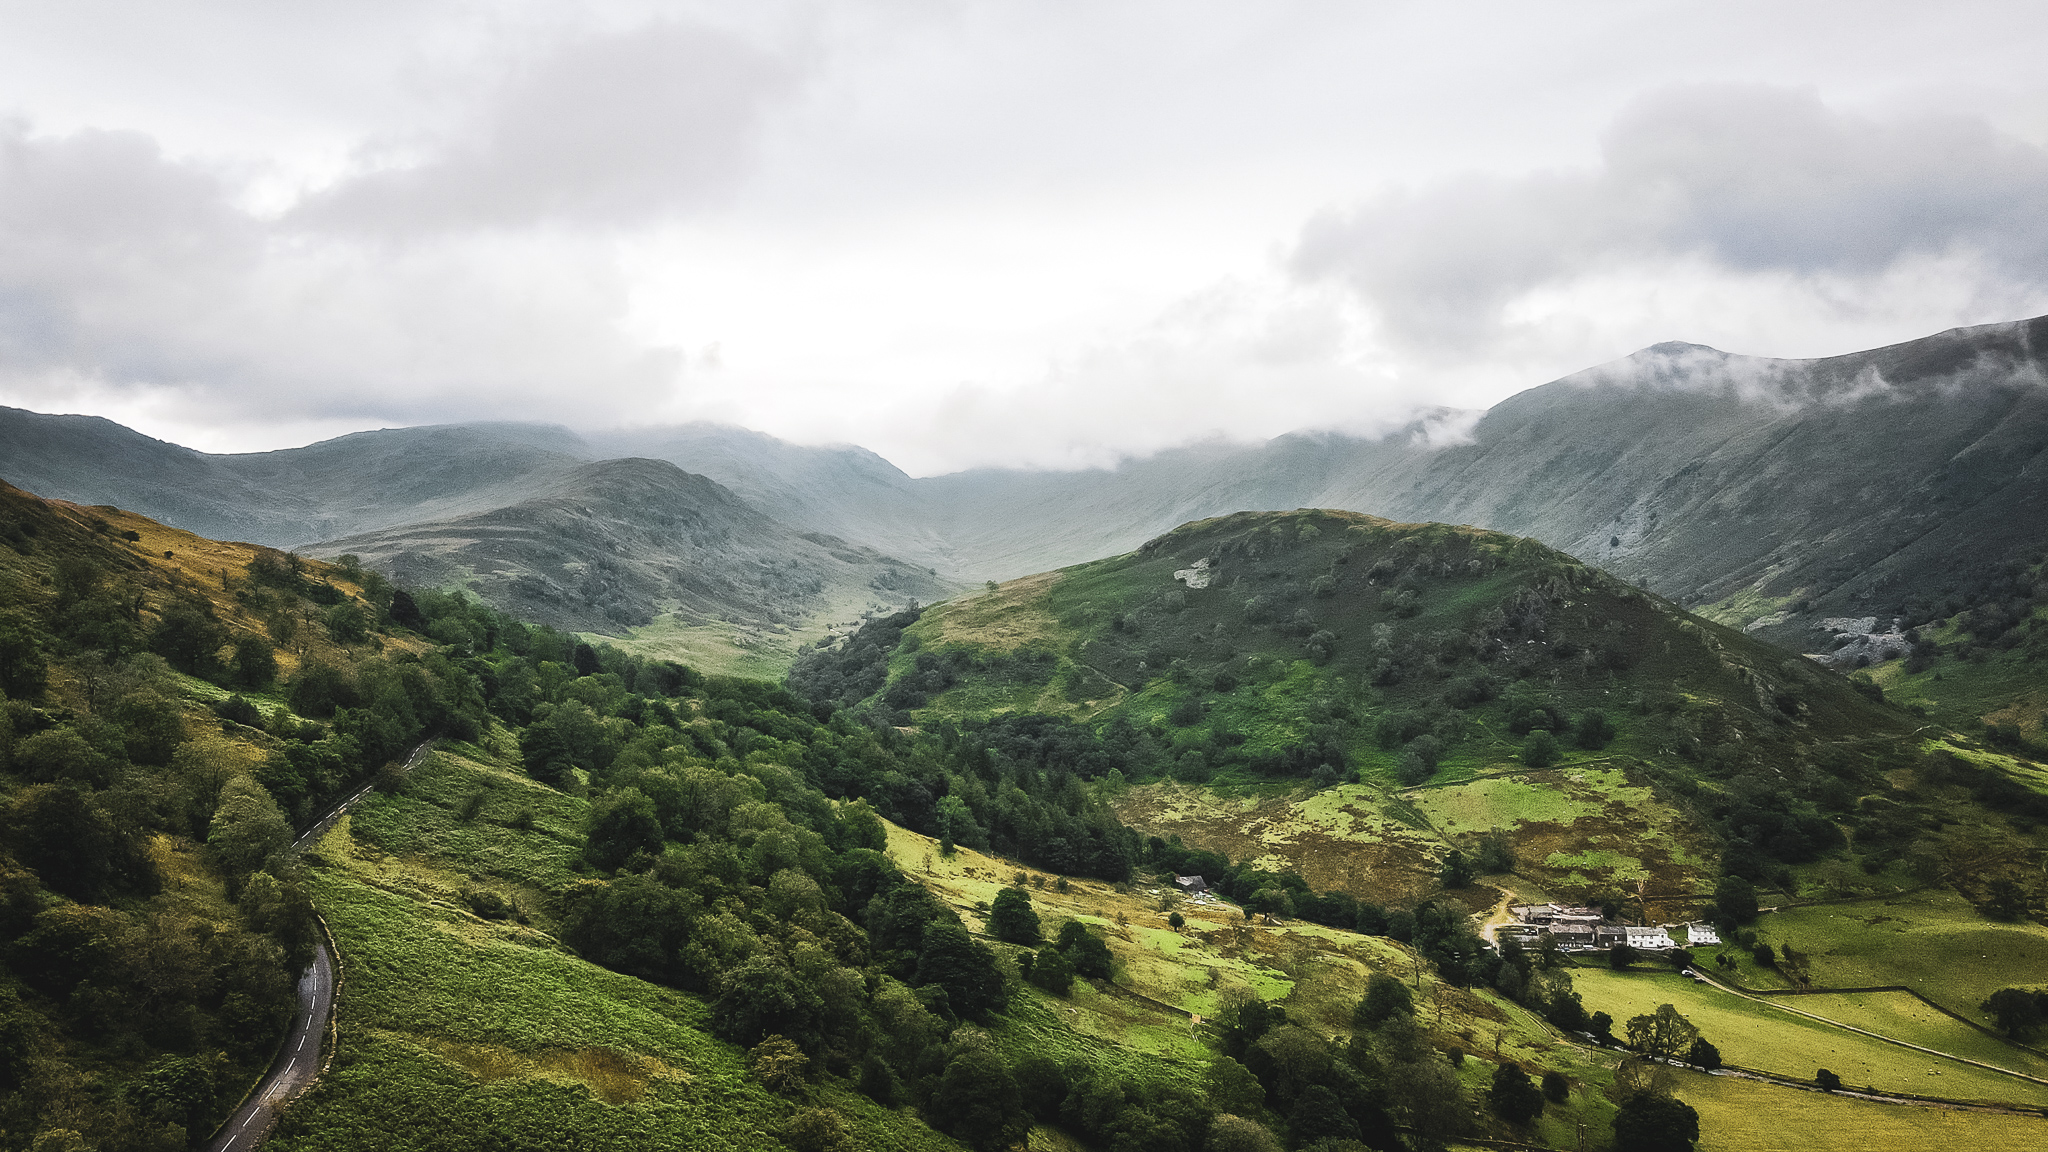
[204,940,334,1152]
[202,739,435,1150]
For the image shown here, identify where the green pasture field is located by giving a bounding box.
[1671,1067,2048,1152]
[1571,969,2048,1106]
[1775,992,2048,1083]
[275,756,963,1152]
[1754,890,2048,1027]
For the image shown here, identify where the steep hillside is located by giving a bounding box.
[0,480,461,1148]
[313,457,957,675]
[804,510,2048,913]
[0,407,589,548]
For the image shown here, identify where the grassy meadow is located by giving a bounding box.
[1571,968,2048,1106]
[1671,1068,2048,1152]
[1752,890,2048,1027]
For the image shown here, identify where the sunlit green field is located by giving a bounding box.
[1755,890,2048,1026]
[1572,968,2048,1106]
[1673,1067,2048,1152]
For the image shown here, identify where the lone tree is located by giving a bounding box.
[1815,1068,1842,1093]
[1488,1063,1545,1124]
[1438,849,1477,889]
[1354,971,1415,1029]
[1613,1092,1699,1152]
[1609,941,1641,969]
[1521,729,1562,768]
[1686,1037,1722,1071]
[986,887,1041,946]
[1983,987,2048,1039]
[1625,1004,1703,1063]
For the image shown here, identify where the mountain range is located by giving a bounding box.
[4,313,2044,671]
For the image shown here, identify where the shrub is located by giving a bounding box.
[986,887,1042,945]
[1489,1063,1545,1124]
[1521,729,1561,768]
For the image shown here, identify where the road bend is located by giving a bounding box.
[202,738,436,1150]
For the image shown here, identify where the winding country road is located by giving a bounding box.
[201,739,436,1151]
[203,941,335,1152]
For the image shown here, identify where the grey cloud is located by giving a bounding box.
[0,118,681,431]
[292,20,799,233]
[1292,85,2048,352]
[0,121,259,381]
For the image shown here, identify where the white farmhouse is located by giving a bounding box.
[1624,926,1675,951]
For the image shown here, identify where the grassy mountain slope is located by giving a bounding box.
[273,741,963,1152]
[313,456,957,675]
[0,408,591,549]
[820,510,2047,913]
[0,480,441,1149]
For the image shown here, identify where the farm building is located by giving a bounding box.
[1684,923,1720,946]
[1174,875,1209,895]
[1625,926,1676,950]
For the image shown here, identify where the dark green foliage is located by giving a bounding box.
[0,611,48,697]
[6,783,157,902]
[1520,729,1561,768]
[1353,972,1413,1029]
[926,1043,1030,1152]
[584,787,664,871]
[559,874,696,984]
[1028,944,1075,995]
[1472,833,1516,875]
[1686,1038,1721,1071]
[234,633,278,687]
[215,693,265,727]
[1056,919,1114,980]
[1608,942,1640,969]
[1713,875,1758,925]
[1287,1083,1359,1145]
[914,921,1007,1020]
[149,598,228,676]
[1573,708,1616,749]
[1540,1070,1570,1103]
[986,886,1041,945]
[1437,849,1475,889]
[858,1052,902,1106]
[126,1052,221,1136]
[712,957,824,1049]
[787,608,923,707]
[1815,1068,1842,1092]
[1613,1092,1699,1152]
[1488,1063,1544,1124]
[1982,988,2048,1039]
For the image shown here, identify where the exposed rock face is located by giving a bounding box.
[1173,558,1214,589]
[1811,616,1910,668]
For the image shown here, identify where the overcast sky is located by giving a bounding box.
[3,1,2048,474]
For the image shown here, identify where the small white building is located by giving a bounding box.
[1684,923,1720,947]
[1625,926,1675,951]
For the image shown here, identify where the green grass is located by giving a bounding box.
[276,756,963,1152]
[1571,968,2048,1106]
[1672,1066,2048,1152]
[1755,890,2048,1027]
